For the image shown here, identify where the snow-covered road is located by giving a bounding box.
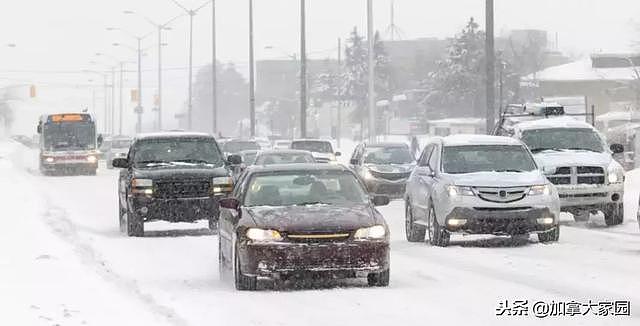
[2,142,640,326]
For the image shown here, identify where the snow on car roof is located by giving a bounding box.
[514,117,596,131]
[258,149,313,155]
[441,134,522,146]
[367,142,409,148]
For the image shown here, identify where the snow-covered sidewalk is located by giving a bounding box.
[0,140,172,326]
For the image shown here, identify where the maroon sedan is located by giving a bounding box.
[218,164,391,290]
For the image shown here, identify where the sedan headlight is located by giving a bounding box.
[45,157,55,163]
[607,161,624,184]
[353,225,387,240]
[447,185,474,197]
[528,184,551,196]
[245,228,283,242]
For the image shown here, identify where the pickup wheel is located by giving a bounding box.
[405,201,425,242]
[209,215,218,231]
[538,226,560,243]
[604,203,624,226]
[125,209,144,237]
[367,268,390,287]
[429,204,450,247]
[234,244,257,291]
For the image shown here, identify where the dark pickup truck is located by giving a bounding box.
[112,132,241,237]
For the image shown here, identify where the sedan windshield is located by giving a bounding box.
[244,171,368,207]
[442,145,537,174]
[132,138,223,166]
[521,128,605,153]
[364,147,414,165]
[291,141,333,153]
[255,152,315,165]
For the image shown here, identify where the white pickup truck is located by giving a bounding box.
[511,117,625,225]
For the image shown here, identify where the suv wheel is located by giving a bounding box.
[429,204,450,247]
[367,269,390,287]
[405,201,425,242]
[538,226,560,243]
[234,245,257,291]
[604,203,624,226]
[126,209,144,237]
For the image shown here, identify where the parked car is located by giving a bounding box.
[218,164,391,290]
[404,135,560,247]
[105,136,132,169]
[511,117,625,225]
[111,132,240,236]
[254,149,316,165]
[290,139,340,163]
[349,142,416,198]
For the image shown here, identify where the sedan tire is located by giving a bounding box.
[405,202,425,242]
[367,269,390,287]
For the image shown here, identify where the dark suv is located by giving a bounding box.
[112,132,240,237]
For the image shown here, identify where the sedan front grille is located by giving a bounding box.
[285,232,351,243]
[370,170,411,181]
[154,180,211,198]
[474,187,527,203]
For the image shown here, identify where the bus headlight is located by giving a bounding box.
[87,155,98,163]
[45,157,55,163]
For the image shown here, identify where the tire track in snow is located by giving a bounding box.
[41,202,190,326]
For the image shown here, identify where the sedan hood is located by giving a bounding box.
[245,204,377,233]
[533,151,612,169]
[133,165,229,180]
[449,170,547,187]
[365,163,415,174]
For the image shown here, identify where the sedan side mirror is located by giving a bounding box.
[372,195,390,206]
[227,154,242,165]
[610,143,624,154]
[219,197,240,210]
[112,158,130,169]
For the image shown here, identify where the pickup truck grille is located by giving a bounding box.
[548,166,605,186]
[155,180,211,198]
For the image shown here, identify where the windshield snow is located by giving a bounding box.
[521,128,605,153]
[133,138,223,166]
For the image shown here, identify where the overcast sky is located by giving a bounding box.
[1,0,639,130]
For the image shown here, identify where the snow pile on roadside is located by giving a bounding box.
[0,141,171,326]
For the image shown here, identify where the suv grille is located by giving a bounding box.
[548,166,605,186]
[370,170,411,181]
[474,187,527,203]
[155,180,211,198]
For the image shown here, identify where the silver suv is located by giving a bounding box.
[404,135,560,247]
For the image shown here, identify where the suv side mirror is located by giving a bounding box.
[112,158,129,169]
[610,143,624,154]
[227,154,242,165]
[219,197,240,210]
[372,195,390,206]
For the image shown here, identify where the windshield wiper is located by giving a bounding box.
[136,160,173,166]
[172,159,216,165]
[566,147,600,152]
[494,169,524,173]
[530,147,563,153]
[294,201,326,206]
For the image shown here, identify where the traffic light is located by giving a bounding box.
[130,89,139,102]
[29,85,36,98]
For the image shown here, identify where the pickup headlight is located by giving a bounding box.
[528,184,551,196]
[245,228,283,242]
[354,225,387,240]
[447,185,474,197]
[131,178,153,195]
[212,176,234,194]
[607,162,624,184]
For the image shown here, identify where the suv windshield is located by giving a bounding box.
[222,141,260,153]
[244,171,368,207]
[442,145,537,174]
[521,128,605,153]
[291,141,333,153]
[364,146,414,165]
[132,138,223,166]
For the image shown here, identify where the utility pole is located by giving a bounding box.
[188,10,194,130]
[103,74,108,133]
[212,0,218,134]
[248,0,256,137]
[300,0,307,138]
[336,37,342,148]
[367,0,376,143]
[485,0,496,134]
[157,26,163,131]
[136,37,143,133]
[119,62,124,135]
[111,67,116,134]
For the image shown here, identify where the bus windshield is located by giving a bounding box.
[43,122,96,151]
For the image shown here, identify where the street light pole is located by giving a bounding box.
[249,0,256,138]
[485,0,496,134]
[157,26,163,131]
[111,66,116,134]
[300,0,307,139]
[212,0,218,134]
[367,0,376,143]
[119,62,124,135]
[188,11,194,130]
[136,37,143,133]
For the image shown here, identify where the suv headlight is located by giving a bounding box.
[447,185,474,197]
[528,184,551,196]
[212,176,234,194]
[131,178,153,195]
[353,225,387,240]
[246,228,283,242]
[607,161,624,184]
